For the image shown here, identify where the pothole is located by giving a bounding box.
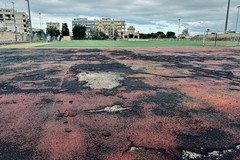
[77,72,124,89]
[86,105,128,113]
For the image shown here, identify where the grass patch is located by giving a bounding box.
[39,40,240,48]
[37,40,204,48]
[1,40,239,48]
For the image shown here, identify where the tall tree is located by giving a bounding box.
[46,26,60,40]
[90,29,109,40]
[114,29,118,40]
[139,33,148,39]
[150,33,158,39]
[156,31,166,38]
[37,29,46,40]
[99,31,108,40]
[166,31,176,39]
[90,29,98,39]
[72,25,86,40]
[61,23,69,36]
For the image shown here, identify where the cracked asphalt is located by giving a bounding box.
[0,47,240,160]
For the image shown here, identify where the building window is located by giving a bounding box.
[5,14,11,20]
[24,29,27,32]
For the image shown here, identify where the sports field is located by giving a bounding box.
[38,40,239,48]
[1,40,239,48]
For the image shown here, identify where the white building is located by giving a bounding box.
[72,18,126,39]
[122,26,139,40]
[72,18,95,38]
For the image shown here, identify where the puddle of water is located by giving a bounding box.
[77,72,124,89]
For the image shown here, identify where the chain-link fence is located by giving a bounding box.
[191,33,240,47]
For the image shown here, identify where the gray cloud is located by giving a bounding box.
[2,0,240,34]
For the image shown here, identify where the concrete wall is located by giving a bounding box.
[0,31,28,42]
[62,36,71,41]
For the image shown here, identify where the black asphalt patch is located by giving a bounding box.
[178,128,233,154]
[70,62,136,74]
[0,141,33,160]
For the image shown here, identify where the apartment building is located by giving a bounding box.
[46,22,60,30]
[72,18,126,39]
[72,18,94,38]
[94,18,126,38]
[0,8,28,33]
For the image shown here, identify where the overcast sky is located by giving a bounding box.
[1,0,240,35]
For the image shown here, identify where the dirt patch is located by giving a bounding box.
[77,72,124,89]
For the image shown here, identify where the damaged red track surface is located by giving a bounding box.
[0,47,240,160]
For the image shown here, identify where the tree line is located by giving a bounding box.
[45,23,178,40]
[46,24,110,40]
[140,31,176,39]
[72,25,119,40]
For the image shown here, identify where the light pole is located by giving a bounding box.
[235,6,240,33]
[39,12,42,30]
[224,0,231,33]
[25,0,33,41]
[178,18,181,40]
[12,2,17,41]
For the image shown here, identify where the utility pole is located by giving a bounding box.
[25,0,33,41]
[178,18,181,40]
[235,6,240,33]
[12,2,17,41]
[224,0,231,33]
